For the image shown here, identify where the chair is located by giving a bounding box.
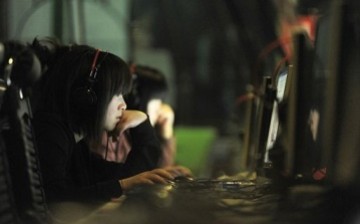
[1,84,50,224]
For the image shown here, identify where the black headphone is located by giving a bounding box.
[73,49,103,106]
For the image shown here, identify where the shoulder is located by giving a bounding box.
[32,111,75,146]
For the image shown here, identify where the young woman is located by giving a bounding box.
[91,64,177,167]
[31,39,189,204]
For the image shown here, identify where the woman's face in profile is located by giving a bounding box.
[103,94,127,131]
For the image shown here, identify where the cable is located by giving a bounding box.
[104,134,109,160]
[271,55,290,86]
[251,36,292,90]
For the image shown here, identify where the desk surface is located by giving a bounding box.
[66,180,360,224]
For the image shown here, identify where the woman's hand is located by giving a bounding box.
[163,165,193,177]
[109,110,147,139]
[156,104,175,140]
[119,168,175,191]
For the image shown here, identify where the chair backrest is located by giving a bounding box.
[1,85,49,224]
[0,135,19,224]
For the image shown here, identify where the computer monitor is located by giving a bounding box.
[239,63,291,178]
[263,67,289,166]
[252,76,276,175]
[237,87,259,172]
[320,1,360,188]
[281,31,316,181]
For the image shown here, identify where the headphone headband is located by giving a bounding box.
[89,49,101,80]
[72,49,108,106]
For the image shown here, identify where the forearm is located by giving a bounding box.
[158,136,177,167]
[122,118,162,176]
[44,179,123,203]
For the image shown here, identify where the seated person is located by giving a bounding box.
[31,38,191,204]
[91,64,177,167]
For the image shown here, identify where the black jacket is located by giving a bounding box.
[32,111,161,203]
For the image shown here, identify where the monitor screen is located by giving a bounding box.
[264,68,288,164]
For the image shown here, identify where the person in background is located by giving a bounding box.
[91,64,177,167]
[31,38,190,204]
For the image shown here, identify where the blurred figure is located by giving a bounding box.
[92,64,177,167]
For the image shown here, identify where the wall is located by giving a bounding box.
[6,0,130,60]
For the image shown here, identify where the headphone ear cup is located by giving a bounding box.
[72,86,97,107]
[72,49,102,108]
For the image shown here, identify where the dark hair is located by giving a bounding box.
[126,64,168,112]
[32,38,132,142]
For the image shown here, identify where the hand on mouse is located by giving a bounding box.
[119,168,175,191]
[163,165,193,178]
